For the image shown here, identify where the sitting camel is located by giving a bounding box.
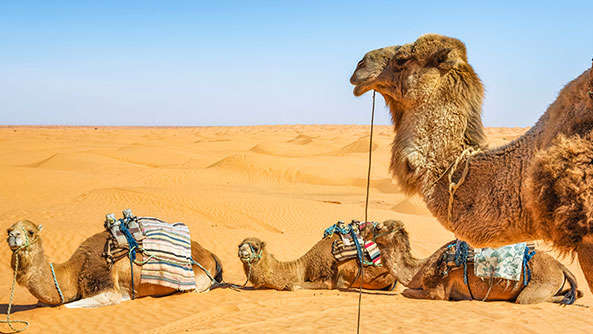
[350,34,593,293]
[6,219,222,308]
[361,220,581,304]
[237,233,395,291]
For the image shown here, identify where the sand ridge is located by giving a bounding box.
[0,125,591,334]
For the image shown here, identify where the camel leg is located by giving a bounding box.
[194,273,213,293]
[402,288,430,299]
[515,281,558,304]
[401,288,445,300]
[64,290,123,309]
[577,238,593,294]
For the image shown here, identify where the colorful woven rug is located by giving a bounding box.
[327,221,381,265]
[139,218,196,290]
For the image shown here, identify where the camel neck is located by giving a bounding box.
[381,240,425,286]
[13,243,76,305]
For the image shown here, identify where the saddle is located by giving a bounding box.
[102,209,197,291]
[325,220,381,265]
[440,240,536,282]
[102,209,146,266]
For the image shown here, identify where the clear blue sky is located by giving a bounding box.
[1,1,592,127]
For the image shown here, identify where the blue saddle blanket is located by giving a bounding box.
[473,242,527,281]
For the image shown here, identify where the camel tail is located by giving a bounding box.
[556,266,582,305]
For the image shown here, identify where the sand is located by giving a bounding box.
[0,125,591,334]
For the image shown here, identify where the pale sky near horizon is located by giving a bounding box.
[1,1,592,127]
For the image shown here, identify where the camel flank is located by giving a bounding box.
[350,34,593,292]
[237,234,394,291]
[362,220,582,304]
[6,220,222,308]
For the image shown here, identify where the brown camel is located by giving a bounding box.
[350,34,593,292]
[6,219,222,308]
[237,233,394,291]
[362,220,581,304]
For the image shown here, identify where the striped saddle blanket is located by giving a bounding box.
[326,221,381,265]
[139,218,196,291]
[442,240,535,281]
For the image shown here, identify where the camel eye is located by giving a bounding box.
[357,59,365,68]
[396,58,408,66]
[28,230,34,236]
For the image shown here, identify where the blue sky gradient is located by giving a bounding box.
[1,1,592,126]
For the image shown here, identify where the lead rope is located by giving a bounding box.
[48,263,65,304]
[1,246,30,333]
[356,90,376,334]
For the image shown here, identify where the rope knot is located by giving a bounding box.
[447,146,480,224]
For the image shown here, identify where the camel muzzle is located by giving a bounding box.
[7,235,23,251]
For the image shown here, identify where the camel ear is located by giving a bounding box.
[377,222,384,230]
[260,241,266,249]
[434,48,452,64]
[37,224,43,233]
[433,48,462,69]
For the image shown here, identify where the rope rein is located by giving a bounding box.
[1,231,31,333]
[355,90,376,334]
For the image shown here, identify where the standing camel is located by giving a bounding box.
[6,219,222,307]
[350,34,593,292]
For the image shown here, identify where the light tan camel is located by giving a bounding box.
[6,220,222,308]
[237,234,395,291]
[362,220,582,304]
[350,34,593,292]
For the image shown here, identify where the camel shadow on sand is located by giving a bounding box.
[0,303,41,314]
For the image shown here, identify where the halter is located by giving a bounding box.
[371,223,402,243]
[239,242,263,288]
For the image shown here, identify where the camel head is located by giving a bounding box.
[7,220,43,252]
[360,219,408,248]
[350,34,486,146]
[350,45,400,96]
[238,237,265,264]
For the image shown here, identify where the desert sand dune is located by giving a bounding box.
[0,125,591,334]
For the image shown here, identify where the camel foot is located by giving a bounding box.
[402,288,432,300]
[577,238,593,294]
[64,290,122,308]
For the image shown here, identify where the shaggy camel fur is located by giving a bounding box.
[237,234,394,291]
[362,220,581,304]
[350,34,593,292]
[6,220,222,308]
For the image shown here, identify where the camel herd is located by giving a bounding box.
[5,34,593,309]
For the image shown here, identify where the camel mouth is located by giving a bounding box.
[238,243,257,263]
[353,82,373,97]
[239,255,251,263]
[7,237,22,251]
